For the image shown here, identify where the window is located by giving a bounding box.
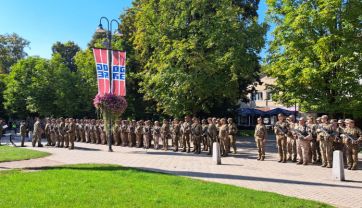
[251,92,263,101]
[267,92,273,101]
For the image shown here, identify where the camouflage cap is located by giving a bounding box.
[330,119,337,123]
[321,115,328,119]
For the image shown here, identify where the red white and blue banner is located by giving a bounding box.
[111,51,126,96]
[93,48,110,96]
[93,49,126,96]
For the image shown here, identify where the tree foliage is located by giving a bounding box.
[52,41,81,72]
[134,0,266,117]
[0,33,30,73]
[265,0,362,117]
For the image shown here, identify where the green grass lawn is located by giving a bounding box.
[0,145,50,162]
[0,164,332,208]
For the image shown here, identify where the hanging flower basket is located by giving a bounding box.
[93,93,128,133]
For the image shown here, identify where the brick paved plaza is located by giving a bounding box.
[1,137,361,208]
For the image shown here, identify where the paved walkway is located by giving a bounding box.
[1,137,361,208]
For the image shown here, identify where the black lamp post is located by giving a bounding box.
[96,16,122,152]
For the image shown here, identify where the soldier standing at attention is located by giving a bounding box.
[293,117,313,165]
[128,120,136,147]
[67,118,76,150]
[254,117,267,161]
[100,120,107,145]
[330,119,344,152]
[32,117,43,147]
[161,119,170,151]
[80,119,86,143]
[20,121,27,147]
[121,120,128,146]
[143,120,152,149]
[44,118,51,146]
[306,116,318,164]
[274,113,288,163]
[172,119,181,152]
[135,121,144,148]
[207,118,218,155]
[58,118,65,148]
[341,119,362,170]
[219,118,229,157]
[228,118,238,154]
[113,120,121,146]
[181,116,192,153]
[153,121,161,149]
[201,119,208,152]
[50,119,57,146]
[191,117,202,154]
[316,115,333,168]
[287,115,297,162]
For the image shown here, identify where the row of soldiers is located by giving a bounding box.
[25,116,238,156]
[255,114,362,170]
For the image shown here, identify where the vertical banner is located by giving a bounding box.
[111,51,126,96]
[93,48,110,95]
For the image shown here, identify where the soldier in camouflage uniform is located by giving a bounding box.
[228,118,238,154]
[306,116,318,163]
[161,119,170,151]
[254,117,267,161]
[191,117,202,154]
[66,118,76,149]
[330,119,344,152]
[128,120,136,147]
[32,117,43,147]
[44,118,52,146]
[293,117,313,165]
[341,119,362,170]
[100,120,107,145]
[201,119,208,151]
[113,120,121,146]
[287,115,297,162]
[181,116,192,153]
[207,118,218,155]
[153,121,161,149]
[80,119,86,143]
[172,119,181,152]
[274,113,288,163]
[50,119,57,146]
[121,120,128,146]
[316,115,333,168]
[135,121,144,148]
[219,118,229,157]
[20,121,27,147]
[143,120,152,149]
[58,118,65,148]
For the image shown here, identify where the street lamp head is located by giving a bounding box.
[96,23,106,33]
[114,29,123,37]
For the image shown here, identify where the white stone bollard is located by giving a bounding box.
[332,150,345,181]
[212,142,221,165]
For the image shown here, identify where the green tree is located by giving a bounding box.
[0,74,8,119]
[4,57,56,117]
[74,49,98,118]
[265,0,362,117]
[52,41,80,72]
[134,0,266,117]
[0,33,30,73]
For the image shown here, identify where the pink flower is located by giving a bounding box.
[93,93,128,115]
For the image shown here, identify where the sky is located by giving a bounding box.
[0,0,271,59]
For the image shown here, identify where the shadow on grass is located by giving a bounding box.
[22,164,362,190]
